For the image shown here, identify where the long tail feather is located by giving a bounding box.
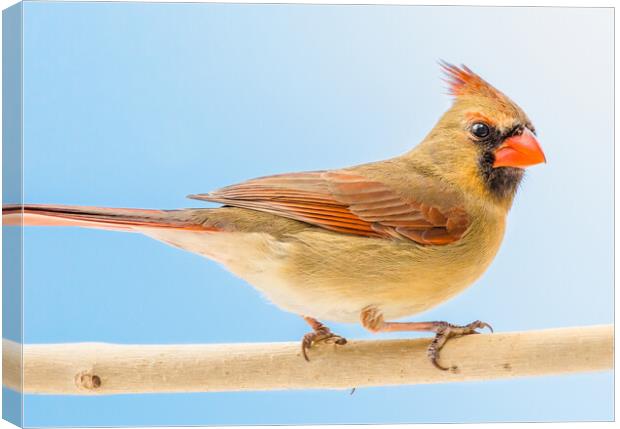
[2,204,214,232]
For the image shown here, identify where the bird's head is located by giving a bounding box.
[412,62,546,208]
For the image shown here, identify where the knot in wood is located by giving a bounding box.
[75,370,102,390]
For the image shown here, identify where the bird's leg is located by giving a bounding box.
[360,306,492,371]
[301,316,347,362]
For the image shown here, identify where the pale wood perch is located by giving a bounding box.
[2,325,613,395]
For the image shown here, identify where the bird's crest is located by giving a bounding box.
[439,61,505,100]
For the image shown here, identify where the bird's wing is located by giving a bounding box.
[188,170,470,245]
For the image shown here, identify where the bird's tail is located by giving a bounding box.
[2,204,215,233]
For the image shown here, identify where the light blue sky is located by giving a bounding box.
[6,2,614,426]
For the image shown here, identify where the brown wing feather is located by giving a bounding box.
[189,170,470,245]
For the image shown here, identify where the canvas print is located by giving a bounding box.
[1,1,614,427]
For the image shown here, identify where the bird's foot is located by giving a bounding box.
[301,317,347,362]
[359,307,493,371]
[427,320,493,371]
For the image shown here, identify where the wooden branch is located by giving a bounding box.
[3,325,613,395]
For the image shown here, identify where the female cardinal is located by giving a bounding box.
[3,63,545,370]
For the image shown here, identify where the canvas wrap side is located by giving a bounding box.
[3,3,24,426]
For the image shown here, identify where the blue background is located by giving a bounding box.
[8,2,615,426]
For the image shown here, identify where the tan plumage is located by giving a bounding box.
[3,63,545,368]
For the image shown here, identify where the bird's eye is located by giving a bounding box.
[471,122,490,138]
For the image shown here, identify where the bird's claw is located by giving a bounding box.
[477,321,494,333]
[301,328,347,362]
[427,320,493,371]
[457,320,493,335]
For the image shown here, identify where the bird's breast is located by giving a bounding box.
[140,211,506,324]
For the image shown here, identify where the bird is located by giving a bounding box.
[3,63,545,370]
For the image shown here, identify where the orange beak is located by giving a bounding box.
[493,128,546,168]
